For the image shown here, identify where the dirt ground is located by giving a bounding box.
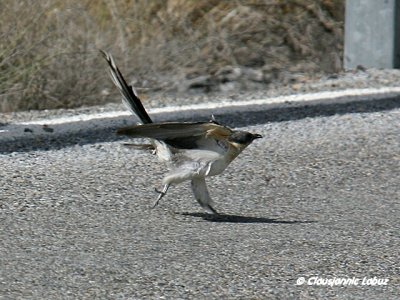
[0,0,344,112]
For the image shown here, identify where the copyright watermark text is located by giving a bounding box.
[296,276,389,287]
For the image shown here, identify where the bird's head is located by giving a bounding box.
[228,131,262,150]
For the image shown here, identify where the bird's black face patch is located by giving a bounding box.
[228,131,261,144]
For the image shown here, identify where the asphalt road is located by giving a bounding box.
[1,104,399,299]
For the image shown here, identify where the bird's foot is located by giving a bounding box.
[205,204,219,215]
[152,184,170,208]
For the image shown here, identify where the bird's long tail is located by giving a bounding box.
[100,50,152,124]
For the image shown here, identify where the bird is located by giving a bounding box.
[101,50,262,214]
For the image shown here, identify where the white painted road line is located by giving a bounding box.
[16,86,400,126]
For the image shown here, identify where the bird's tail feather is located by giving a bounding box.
[100,50,152,124]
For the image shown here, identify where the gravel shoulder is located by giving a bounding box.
[2,68,400,124]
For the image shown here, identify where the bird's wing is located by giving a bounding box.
[117,122,233,150]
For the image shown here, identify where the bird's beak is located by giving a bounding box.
[253,133,263,139]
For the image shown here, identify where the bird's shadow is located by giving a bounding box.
[178,212,315,224]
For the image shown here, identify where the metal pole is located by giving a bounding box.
[344,0,400,69]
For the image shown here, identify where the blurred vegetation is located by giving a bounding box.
[0,0,344,112]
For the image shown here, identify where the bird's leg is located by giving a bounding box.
[153,184,170,208]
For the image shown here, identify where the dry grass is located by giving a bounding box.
[0,0,344,112]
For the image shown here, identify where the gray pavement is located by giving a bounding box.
[1,102,400,298]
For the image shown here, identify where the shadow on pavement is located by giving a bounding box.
[3,95,400,153]
[178,212,316,224]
